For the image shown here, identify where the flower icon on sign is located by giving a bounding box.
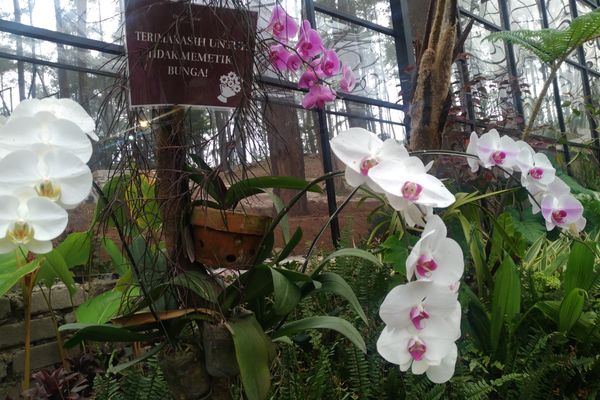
[217,72,242,103]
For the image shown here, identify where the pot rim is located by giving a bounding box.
[191,207,272,235]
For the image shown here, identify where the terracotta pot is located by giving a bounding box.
[191,207,272,269]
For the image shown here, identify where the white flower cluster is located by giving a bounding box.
[220,72,241,94]
[0,98,95,254]
[330,128,463,383]
[467,129,586,233]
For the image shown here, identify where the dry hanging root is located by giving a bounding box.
[409,0,457,151]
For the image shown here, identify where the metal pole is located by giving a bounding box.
[304,0,340,246]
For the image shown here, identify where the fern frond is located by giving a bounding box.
[487,7,600,64]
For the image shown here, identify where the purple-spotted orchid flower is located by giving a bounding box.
[475,129,520,172]
[296,20,323,60]
[405,215,464,285]
[377,324,458,384]
[379,281,461,340]
[515,141,556,190]
[0,188,68,254]
[301,84,336,109]
[330,128,409,192]
[540,178,586,233]
[369,157,455,209]
[267,5,299,44]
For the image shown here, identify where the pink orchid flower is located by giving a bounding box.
[475,129,520,172]
[286,53,302,71]
[298,69,319,89]
[296,20,324,60]
[319,49,341,77]
[268,5,299,43]
[339,64,356,93]
[269,44,290,72]
[301,84,336,109]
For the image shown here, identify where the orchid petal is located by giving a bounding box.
[426,343,457,383]
[376,326,412,366]
[26,239,53,254]
[0,151,40,194]
[0,238,17,253]
[26,197,68,241]
[42,150,93,208]
[330,128,383,175]
[0,195,20,237]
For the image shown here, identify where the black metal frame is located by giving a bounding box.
[458,0,600,164]
[0,1,413,247]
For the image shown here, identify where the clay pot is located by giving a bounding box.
[191,207,272,269]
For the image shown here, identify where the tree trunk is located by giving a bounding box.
[13,0,25,100]
[264,102,308,216]
[53,0,71,98]
[75,0,90,110]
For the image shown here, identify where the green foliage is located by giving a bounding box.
[487,8,600,64]
[93,356,173,400]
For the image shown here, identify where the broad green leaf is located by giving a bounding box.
[0,259,40,297]
[60,323,160,348]
[313,248,382,276]
[275,228,303,263]
[224,176,322,209]
[264,190,290,244]
[56,231,91,268]
[490,257,521,352]
[75,290,123,324]
[456,211,489,293]
[559,288,587,333]
[171,271,218,303]
[313,272,367,323]
[36,250,76,295]
[274,316,366,353]
[564,241,596,293]
[270,267,301,315]
[227,315,274,400]
[101,238,130,276]
[0,251,19,275]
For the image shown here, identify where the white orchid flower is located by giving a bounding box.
[377,324,458,383]
[379,281,461,340]
[0,149,92,209]
[0,189,68,254]
[369,157,455,209]
[330,128,409,192]
[406,215,464,285]
[466,131,482,173]
[540,178,586,232]
[387,197,433,228]
[515,141,555,190]
[0,113,92,162]
[475,129,520,171]
[10,98,98,141]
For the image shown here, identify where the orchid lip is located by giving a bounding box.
[35,179,62,202]
[401,181,423,201]
[407,338,426,361]
[552,209,567,224]
[491,150,506,165]
[529,167,544,180]
[359,157,379,176]
[415,255,437,277]
[409,305,429,330]
[7,221,34,245]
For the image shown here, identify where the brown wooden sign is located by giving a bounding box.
[125,0,257,108]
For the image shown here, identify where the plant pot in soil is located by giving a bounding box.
[158,347,211,399]
[191,207,272,269]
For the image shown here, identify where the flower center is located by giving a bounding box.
[359,157,378,176]
[491,150,506,165]
[407,339,426,361]
[35,179,61,201]
[401,182,423,201]
[273,21,284,34]
[552,209,567,224]
[416,255,437,278]
[7,221,34,245]
[529,167,544,180]
[409,305,429,330]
